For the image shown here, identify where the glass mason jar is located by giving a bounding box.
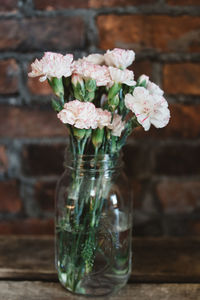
[55,152,133,296]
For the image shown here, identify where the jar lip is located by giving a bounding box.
[69,153,121,160]
[64,152,123,170]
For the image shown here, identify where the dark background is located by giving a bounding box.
[0,0,200,236]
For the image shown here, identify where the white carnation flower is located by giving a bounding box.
[96,108,111,129]
[73,60,110,86]
[28,52,73,82]
[147,81,164,97]
[108,114,125,137]
[57,100,98,130]
[104,48,135,69]
[125,87,170,131]
[84,53,104,65]
[108,66,136,86]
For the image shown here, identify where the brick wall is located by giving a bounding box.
[0,0,200,236]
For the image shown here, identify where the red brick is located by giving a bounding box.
[34,0,156,9]
[132,180,143,209]
[28,76,53,95]
[0,105,67,138]
[163,104,200,139]
[28,62,53,95]
[154,144,200,175]
[134,218,162,236]
[123,144,152,178]
[163,63,200,95]
[131,60,153,79]
[188,220,200,236]
[0,16,85,51]
[0,218,54,235]
[167,0,200,5]
[131,104,200,140]
[0,59,18,94]
[6,103,200,141]
[35,181,56,212]
[0,180,22,213]
[22,144,65,176]
[7,103,200,141]
[156,180,200,214]
[34,0,89,9]
[97,15,200,53]
[0,0,18,12]
[0,145,8,173]
[89,0,155,8]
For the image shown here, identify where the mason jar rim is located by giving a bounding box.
[64,151,123,171]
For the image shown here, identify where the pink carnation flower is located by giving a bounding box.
[108,67,136,86]
[108,114,125,137]
[125,87,170,131]
[96,108,111,129]
[57,100,98,129]
[28,52,73,82]
[73,60,110,86]
[104,48,135,69]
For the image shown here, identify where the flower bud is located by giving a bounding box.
[85,128,92,138]
[85,79,96,92]
[92,128,104,148]
[72,74,85,101]
[137,74,149,87]
[71,74,84,87]
[73,128,86,140]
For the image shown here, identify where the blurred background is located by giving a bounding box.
[0,0,200,236]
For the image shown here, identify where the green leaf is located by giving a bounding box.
[48,77,64,98]
[128,85,135,94]
[51,99,63,112]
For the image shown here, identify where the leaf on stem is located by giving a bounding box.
[51,98,63,112]
[73,128,86,140]
[48,77,64,100]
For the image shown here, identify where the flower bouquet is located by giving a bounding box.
[29,48,170,296]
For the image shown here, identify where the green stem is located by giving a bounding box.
[80,135,88,155]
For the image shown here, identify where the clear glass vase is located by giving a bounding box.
[55,152,133,296]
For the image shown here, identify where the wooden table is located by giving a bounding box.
[0,236,200,299]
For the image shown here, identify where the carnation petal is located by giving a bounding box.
[28,52,73,81]
[104,48,135,69]
[58,100,99,130]
[109,67,135,86]
[124,86,170,131]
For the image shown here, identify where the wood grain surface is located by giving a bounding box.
[1,236,200,299]
[0,281,200,300]
[0,236,200,282]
